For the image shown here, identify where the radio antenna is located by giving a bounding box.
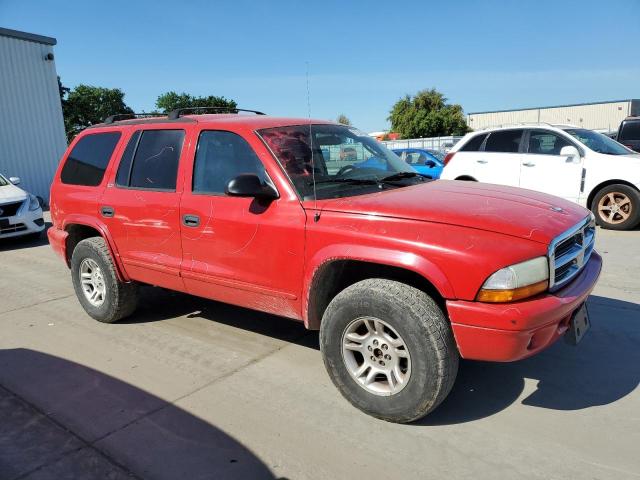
[306,61,320,222]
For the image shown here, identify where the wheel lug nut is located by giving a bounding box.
[373,339,378,346]
[370,356,375,361]
[384,354,391,360]
[381,344,388,350]
[368,346,373,351]
[379,361,385,366]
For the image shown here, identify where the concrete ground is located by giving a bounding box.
[0,217,638,480]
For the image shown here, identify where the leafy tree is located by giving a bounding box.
[336,114,352,126]
[388,88,470,139]
[62,84,134,141]
[156,91,237,114]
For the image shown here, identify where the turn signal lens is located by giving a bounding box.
[476,280,549,303]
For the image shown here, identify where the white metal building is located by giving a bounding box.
[0,27,67,202]
[467,99,640,133]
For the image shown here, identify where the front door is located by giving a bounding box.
[100,127,187,291]
[179,129,306,318]
[473,129,524,187]
[519,129,583,202]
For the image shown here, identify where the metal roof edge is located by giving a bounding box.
[0,27,57,46]
[468,99,640,116]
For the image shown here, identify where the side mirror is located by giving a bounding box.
[425,160,436,168]
[9,176,21,185]
[226,174,279,200]
[560,146,580,162]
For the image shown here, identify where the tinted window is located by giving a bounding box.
[484,130,522,153]
[61,132,121,186]
[619,121,640,142]
[193,131,266,194]
[115,131,141,187]
[528,131,571,155]
[460,133,487,152]
[128,130,184,190]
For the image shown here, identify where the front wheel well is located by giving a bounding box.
[587,179,640,209]
[64,224,103,265]
[306,260,445,330]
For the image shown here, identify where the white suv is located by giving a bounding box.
[441,124,640,230]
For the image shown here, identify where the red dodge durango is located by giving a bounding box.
[48,109,601,422]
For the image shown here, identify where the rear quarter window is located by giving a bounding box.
[60,132,122,186]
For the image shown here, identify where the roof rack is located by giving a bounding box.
[103,113,165,124]
[477,122,579,131]
[167,107,266,120]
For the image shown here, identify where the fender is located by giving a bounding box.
[62,214,130,282]
[302,243,455,327]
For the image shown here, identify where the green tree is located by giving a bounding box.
[62,84,134,141]
[336,114,352,126]
[156,91,237,114]
[388,88,470,139]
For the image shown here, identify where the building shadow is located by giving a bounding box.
[0,348,280,480]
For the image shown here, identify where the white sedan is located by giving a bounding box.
[0,174,45,239]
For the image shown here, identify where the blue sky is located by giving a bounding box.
[2,0,639,132]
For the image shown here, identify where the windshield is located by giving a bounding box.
[0,175,8,187]
[564,128,634,155]
[258,124,418,200]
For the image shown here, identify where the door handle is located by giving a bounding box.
[476,159,488,164]
[101,206,115,218]
[182,214,200,227]
[522,162,536,167]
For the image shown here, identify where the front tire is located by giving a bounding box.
[591,184,640,230]
[70,237,138,323]
[320,279,458,423]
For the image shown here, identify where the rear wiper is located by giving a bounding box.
[310,178,380,185]
[379,172,431,182]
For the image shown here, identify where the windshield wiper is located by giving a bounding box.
[379,172,431,182]
[310,178,380,185]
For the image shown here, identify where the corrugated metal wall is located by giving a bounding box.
[467,101,634,132]
[381,136,463,151]
[0,35,67,203]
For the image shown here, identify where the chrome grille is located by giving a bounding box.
[0,223,27,234]
[548,215,596,292]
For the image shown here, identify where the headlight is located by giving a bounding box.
[476,256,549,302]
[28,194,40,211]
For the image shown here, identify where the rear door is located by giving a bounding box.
[519,129,583,201]
[473,129,524,186]
[100,126,187,291]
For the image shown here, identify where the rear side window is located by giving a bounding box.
[528,131,571,155]
[460,133,487,152]
[193,131,266,194]
[61,132,121,186]
[117,130,184,191]
[619,121,640,142]
[484,130,522,153]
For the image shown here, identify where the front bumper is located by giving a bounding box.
[447,251,602,362]
[0,207,45,239]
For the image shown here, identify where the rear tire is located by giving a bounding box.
[71,237,138,323]
[320,279,458,423]
[591,184,640,230]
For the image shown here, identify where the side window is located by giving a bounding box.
[528,131,571,155]
[193,131,266,194]
[619,121,640,142]
[115,131,141,187]
[460,133,488,152]
[484,130,522,153]
[60,132,121,186]
[123,130,184,191]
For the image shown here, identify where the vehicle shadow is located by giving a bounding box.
[125,289,638,425]
[0,348,281,480]
[0,222,52,252]
[417,294,640,425]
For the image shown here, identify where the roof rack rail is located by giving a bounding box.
[167,107,266,120]
[103,113,165,124]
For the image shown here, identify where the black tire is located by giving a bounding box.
[320,279,458,423]
[591,184,640,230]
[70,237,138,323]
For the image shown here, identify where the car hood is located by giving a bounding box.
[0,183,27,204]
[313,180,589,244]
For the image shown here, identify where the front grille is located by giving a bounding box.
[549,216,596,291]
[0,223,27,234]
[0,201,24,218]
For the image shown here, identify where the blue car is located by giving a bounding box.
[392,148,444,179]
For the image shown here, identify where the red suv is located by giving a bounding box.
[49,109,601,423]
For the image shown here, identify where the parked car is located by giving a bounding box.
[617,117,640,153]
[48,110,601,423]
[441,124,640,230]
[392,148,444,178]
[0,173,45,239]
